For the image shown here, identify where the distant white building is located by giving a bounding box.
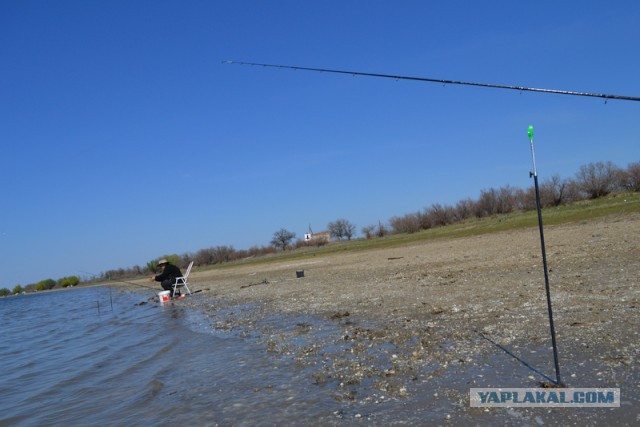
[304,231,331,244]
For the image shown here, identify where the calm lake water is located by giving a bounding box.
[0,287,340,426]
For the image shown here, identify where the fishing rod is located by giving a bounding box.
[79,270,159,291]
[224,61,640,102]
[108,278,159,291]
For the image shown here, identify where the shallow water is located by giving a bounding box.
[0,287,340,426]
[1,287,636,426]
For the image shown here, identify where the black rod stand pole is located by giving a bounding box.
[528,125,563,387]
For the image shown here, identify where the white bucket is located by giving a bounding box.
[158,290,171,303]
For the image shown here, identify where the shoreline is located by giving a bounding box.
[164,214,638,423]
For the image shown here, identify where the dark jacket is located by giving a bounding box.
[154,263,183,284]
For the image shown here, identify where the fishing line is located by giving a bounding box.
[81,270,158,315]
[224,60,640,102]
[477,331,557,386]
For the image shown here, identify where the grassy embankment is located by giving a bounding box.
[203,192,640,272]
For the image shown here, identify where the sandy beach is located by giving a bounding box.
[172,212,639,424]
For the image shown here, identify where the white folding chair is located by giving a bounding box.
[172,261,194,296]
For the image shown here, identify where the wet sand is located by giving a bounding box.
[176,212,639,425]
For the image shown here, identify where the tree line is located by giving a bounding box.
[384,160,638,234]
[2,160,637,296]
[1,276,80,297]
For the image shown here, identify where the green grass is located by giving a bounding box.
[205,192,640,271]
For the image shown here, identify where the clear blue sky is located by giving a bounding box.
[2,1,639,288]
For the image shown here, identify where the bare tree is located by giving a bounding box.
[361,225,375,239]
[376,221,388,237]
[212,245,235,263]
[389,213,421,234]
[417,210,432,230]
[424,203,455,227]
[475,186,518,216]
[453,198,476,221]
[328,218,356,240]
[271,228,296,251]
[540,174,568,207]
[513,187,532,211]
[497,186,517,214]
[575,161,620,199]
[474,188,499,217]
[194,247,215,266]
[622,162,640,192]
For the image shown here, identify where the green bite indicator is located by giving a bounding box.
[528,125,534,140]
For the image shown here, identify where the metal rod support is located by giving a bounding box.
[529,133,563,386]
